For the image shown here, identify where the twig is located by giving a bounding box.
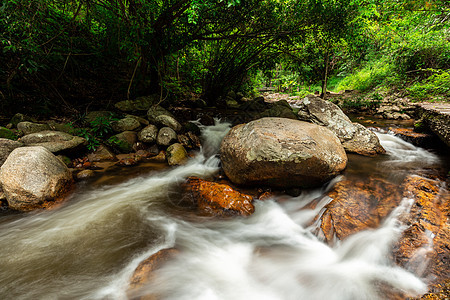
[127,56,142,100]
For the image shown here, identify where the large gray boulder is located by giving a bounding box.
[20,131,87,154]
[296,95,385,156]
[0,146,73,211]
[220,117,347,188]
[0,139,23,166]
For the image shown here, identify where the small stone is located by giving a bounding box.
[166,143,188,166]
[138,124,159,143]
[76,169,95,180]
[111,117,141,133]
[87,145,117,162]
[156,127,177,147]
[155,115,182,132]
[109,131,137,153]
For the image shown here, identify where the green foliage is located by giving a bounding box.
[0,127,18,140]
[335,59,396,92]
[88,115,117,138]
[407,71,450,101]
[69,114,118,151]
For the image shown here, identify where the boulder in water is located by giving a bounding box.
[155,115,182,132]
[184,177,255,216]
[0,146,73,211]
[296,95,385,156]
[128,248,179,299]
[220,117,347,188]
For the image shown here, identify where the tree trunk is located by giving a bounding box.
[321,48,329,99]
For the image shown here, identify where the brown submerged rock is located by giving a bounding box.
[393,175,449,284]
[184,177,255,216]
[128,248,178,300]
[389,128,438,148]
[320,177,402,243]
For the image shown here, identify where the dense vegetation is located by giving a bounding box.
[1,0,449,116]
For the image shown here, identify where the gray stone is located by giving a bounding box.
[166,143,188,166]
[156,127,177,147]
[17,122,51,135]
[110,131,137,153]
[220,117,347,188]
[115,95,159,112]
[147,105,175,124]
[125,115,150,126]
[10,113,33,127]
[111,117,141,133]
[0,146,73,211]
[296,95,385,156]
[20,131,87,154]
[155,115,182,132]
[138,125,159,143]
[0,139,23,166]
[87,145,117,162]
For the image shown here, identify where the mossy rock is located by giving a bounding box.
[0,127,17,140]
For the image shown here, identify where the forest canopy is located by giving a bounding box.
[1,0,449,115]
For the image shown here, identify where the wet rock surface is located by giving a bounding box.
[394,175,449,285]
[220,117,347,188]
[128,248,179,300]
[390,127,439,148]
[184,177,255,216]
[320,177,402,243]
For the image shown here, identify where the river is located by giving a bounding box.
[0,119,447,300]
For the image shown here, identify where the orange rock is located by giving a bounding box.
[128,248,178,300]
[321,177,402,243]
[389,127,436,148]
[185,177,255,216]
[393,175,449,284]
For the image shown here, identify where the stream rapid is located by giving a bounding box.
[0,120,445,300]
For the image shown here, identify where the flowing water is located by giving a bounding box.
[0,120,446,300]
